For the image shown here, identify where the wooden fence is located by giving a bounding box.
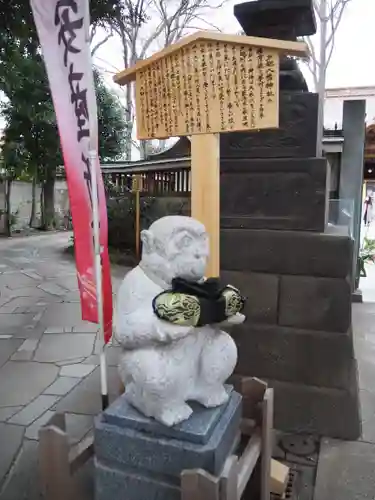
[102,162,191,197]
[38,377,283,500]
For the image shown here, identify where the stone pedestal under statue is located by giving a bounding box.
[94,388,242,500]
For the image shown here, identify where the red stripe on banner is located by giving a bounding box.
[30,0,113,343]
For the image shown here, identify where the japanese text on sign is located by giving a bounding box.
[135,41,279,140]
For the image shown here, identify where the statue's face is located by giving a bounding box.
[165,228,209,281]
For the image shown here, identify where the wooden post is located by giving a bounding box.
[220,455,238,500]
[39,416,72,500]
[181,469,220,500]
[132,174,142,260]
[191,133,220,278]
[38,412,95,500]
[135,188,140,259]
[260,389,273,500]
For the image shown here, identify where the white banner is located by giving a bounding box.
[30,0,113,342]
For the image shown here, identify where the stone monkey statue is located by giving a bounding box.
[114,216,245,426]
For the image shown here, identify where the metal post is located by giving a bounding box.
[89,151,109,410]
[85,1,109,411]
[316,0,327,157]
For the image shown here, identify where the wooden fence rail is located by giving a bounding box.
[103,167,191,197]
[39,378,278,500]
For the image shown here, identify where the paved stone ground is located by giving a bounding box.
[0,232,126,499]
[313,265,375,500]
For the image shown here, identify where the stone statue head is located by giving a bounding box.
[140,216,209,285]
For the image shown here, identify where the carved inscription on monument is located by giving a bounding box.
[136,42,279,140]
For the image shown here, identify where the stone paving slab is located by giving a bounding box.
[0,362,59,407]
[0,297,42,313]
[38,302,89,328]
[0,423,24,487]
[0,274,39,290]
[314,438,375,500]
[55,356,86,366]
[9,395,60,426]
[0,407,23,423]
[24,410,56,440]
[59,363,97,378]
[0,440,41,500]
[0,339,23,368]
[11,326,46,340]
[11,339,40,361]
[43,376,81,396]
[33,333,95,362]
[54,366,120,415]
[0,314,38,333]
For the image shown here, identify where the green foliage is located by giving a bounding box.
[0,31,126,188]
[0,0,128,168]
[0,137,27,180]
[0,0,125,54]
[95,70,127,161]
[359,237,375,278]
[107,194,156,250]
[106,192,188,251]
[0,39,62,184]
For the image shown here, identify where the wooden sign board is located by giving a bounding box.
[131,174,143,192]
[135,42,279,140]
[114,32,308,141]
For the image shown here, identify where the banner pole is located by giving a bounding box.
[89,150,109,410]
[85,1,109,411]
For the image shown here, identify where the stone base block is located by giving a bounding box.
[220,92,318,159]
[233,323,355,390]
[221,229,353,279]
[268,374,361,440]
[95,460,180,500]
[220,157,328,232]
[94,389,242,500]
[352,289,363,303]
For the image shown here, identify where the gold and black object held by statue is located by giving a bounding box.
[152,277,246,327]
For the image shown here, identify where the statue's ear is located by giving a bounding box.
[140,229,154,254]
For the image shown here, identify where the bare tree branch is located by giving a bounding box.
[104,0,227,159]
[305,36,319,89]
[90,25,97,44]
[303,0,353,90]
[91,30,113,56]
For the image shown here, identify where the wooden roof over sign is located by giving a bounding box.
[113,31,308,86]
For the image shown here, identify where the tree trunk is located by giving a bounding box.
[5,177,12,237]
[29,176,37,228]
[119,24,133,161]
[41,170,55,231]
[125,83,133,161]
[40,187,45,228]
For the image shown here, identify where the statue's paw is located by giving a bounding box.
[227,313,245,325]
[196,387,229,408]
[157,403,193,426]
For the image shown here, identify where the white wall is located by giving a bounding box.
[324,91,375,129]
[0,179,69,233]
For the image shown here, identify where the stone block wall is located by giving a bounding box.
[220,157,329,231]
[221,229,360,439]
[219,91,360,440]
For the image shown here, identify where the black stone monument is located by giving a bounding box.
[220,0,361,439]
